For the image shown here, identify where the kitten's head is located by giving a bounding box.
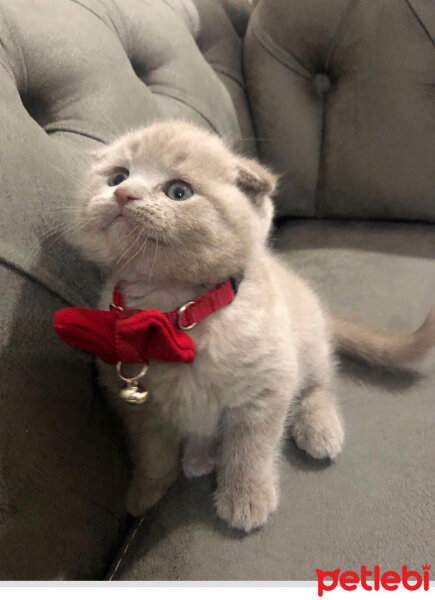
[73,121,277,286]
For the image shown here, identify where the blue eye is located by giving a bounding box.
[165,180,193,201]
[108,169,129,186]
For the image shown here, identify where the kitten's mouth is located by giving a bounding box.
[103,210,169,247]
[104,211,129,230]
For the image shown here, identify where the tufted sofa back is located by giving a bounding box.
[0,0,254,307]
[245,0,435,221]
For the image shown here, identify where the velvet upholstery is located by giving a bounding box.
[244,0,435,220]
[0,0,253,580]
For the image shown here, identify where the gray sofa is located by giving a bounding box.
[0,0,433,581]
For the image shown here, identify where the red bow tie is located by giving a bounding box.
[54,279,236,364]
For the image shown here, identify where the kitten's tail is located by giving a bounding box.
[332,306,435,369]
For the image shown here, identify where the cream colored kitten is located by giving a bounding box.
[72,121,435,532]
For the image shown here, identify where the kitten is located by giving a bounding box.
[70,121,435,532]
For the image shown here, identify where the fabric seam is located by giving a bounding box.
[405,0,435,47]
[0,251,89,308]
[151,89,220,134]
[249,17,312,80]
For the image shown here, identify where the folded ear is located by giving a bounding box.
[236,157,277,206]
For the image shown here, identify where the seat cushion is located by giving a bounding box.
[0,0,254,580]
[106,220,435,580]
[244,0,435,220]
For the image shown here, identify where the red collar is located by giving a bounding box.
[54,279,236,365]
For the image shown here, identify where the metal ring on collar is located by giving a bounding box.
[110,303,124,311]
[177,300,197,331]
[116,361,148,384]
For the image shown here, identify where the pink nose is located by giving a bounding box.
[115,187,139,206]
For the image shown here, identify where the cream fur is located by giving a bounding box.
[70,121,434,532]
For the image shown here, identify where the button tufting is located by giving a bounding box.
[312,73,332,97]
[21,92,51,129]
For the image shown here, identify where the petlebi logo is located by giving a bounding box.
[316,564,431,596]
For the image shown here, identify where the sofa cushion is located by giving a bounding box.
[0,0,254,580]
[244,0,435,221]
[105,220,435,580]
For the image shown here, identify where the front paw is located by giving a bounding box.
[215,477,278,533]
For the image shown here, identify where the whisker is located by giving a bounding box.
[148,238,159,282]
[122,230,149,269]
[40,215,97,244]
[115,225,141,266]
